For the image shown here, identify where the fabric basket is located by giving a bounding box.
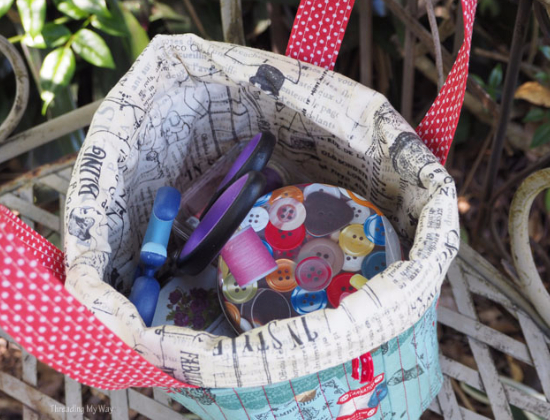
[0,1,476,418]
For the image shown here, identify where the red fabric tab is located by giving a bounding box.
[286,0,356,70]
[286,0,478,164]
[0,205,191,390]
[416,0,477,164]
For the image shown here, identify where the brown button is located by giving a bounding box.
[304,192,353,236]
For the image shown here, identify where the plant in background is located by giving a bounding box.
[0,0,147,113]
[471,63,503,102]
[522,107,550,148]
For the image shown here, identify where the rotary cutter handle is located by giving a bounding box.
[129,186,181,327]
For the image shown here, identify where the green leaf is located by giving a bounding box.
[531,122,550,148]
[72,0,109,18]
[150,1,190,23]
[16,0,46,37]
[122,6,149,60]
[545,189,550,213]
[40,47,76,114]
[0,0,14,19]
[71,28,115,68]
[523,107,546,123]
[22,23,71,48]
[488,63,503,89]
[53,0,88,19]
[90,14,127,37]
[540,46,550,61]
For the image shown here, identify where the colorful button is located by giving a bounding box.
[297,238,344,274]
[364,214,386,246]
[222,274,258,304]
[327,272,356,307]
[291,287,328,315]
[350,274,368,290]
[266,259,297,293]
[219,257,229,278]
[342,253,365,272]
[254,192,271,207]
[304,192,353,236]
[269,186,304,204]
[224,302,241,325]
[295,256,332,291]
[269,197,306,231]
[361,251,387,278]
[265,222,305,251]
[339,224,375,256]
[251,289,291,326]
[262,240,274,256]
[240,207,269,232]
[303,183,341,199]
[347,201,372,224]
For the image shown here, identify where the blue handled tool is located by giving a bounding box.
[129,186,181,327]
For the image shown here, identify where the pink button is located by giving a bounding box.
[295,256,332,291]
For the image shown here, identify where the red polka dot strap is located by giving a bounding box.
[0,205,191,390]
[286,0,478,164]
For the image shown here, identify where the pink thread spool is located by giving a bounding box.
[221,226,277,287]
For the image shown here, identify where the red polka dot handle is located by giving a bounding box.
[0,205,192,390]
[286,0,478,165]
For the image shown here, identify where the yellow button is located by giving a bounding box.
[350,274,368,290]
[219,258,229,278]
[222,274,258,304]
[269,186,304,204]
[266,259,297,293]
[339,224,375,257]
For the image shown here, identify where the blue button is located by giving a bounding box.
[364,214,386,246]
[262,240,274,257]
[291,287,328,315]
[361,251,387,278]
[254,192,271,207]
[368,382,388,407]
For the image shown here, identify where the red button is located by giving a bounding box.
[295,256,332,291]
[327,272,356,307]
[265,222,306,251]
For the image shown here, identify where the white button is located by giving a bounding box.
[347,201,372,224]
[342,252,365,272]
[303,183,341,199]
[240,207,269,232]
[268,197,306,231]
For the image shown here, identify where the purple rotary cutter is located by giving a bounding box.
[200,131,276,218]
[177,171,266,275]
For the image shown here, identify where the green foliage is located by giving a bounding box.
[72,0,109,18]
[16,0,46,37]
[22,23,71,48]
[0,0,14,19]
[53,0,88,20]
[121,5,149,60]
[523,108,550,148]
[545,190,550,214]
[40,47,75,113]
[71,28,114,68]
[472,64,503,102]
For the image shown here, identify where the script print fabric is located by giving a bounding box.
[64,34,459,389]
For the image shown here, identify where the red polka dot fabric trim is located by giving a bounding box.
[286,0,355,69]
[286,0,478,165]
[0,205,192,390]
[416,0,477,164]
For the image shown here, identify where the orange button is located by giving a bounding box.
[269,186,304,204]
[224,302,241,325]
[266,259,297,293]
[347,190,383,215]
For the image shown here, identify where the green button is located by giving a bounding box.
[222,274,258,304]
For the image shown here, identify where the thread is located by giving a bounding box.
[221,226,277,287]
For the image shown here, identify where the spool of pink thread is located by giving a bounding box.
[221,226,278,287]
